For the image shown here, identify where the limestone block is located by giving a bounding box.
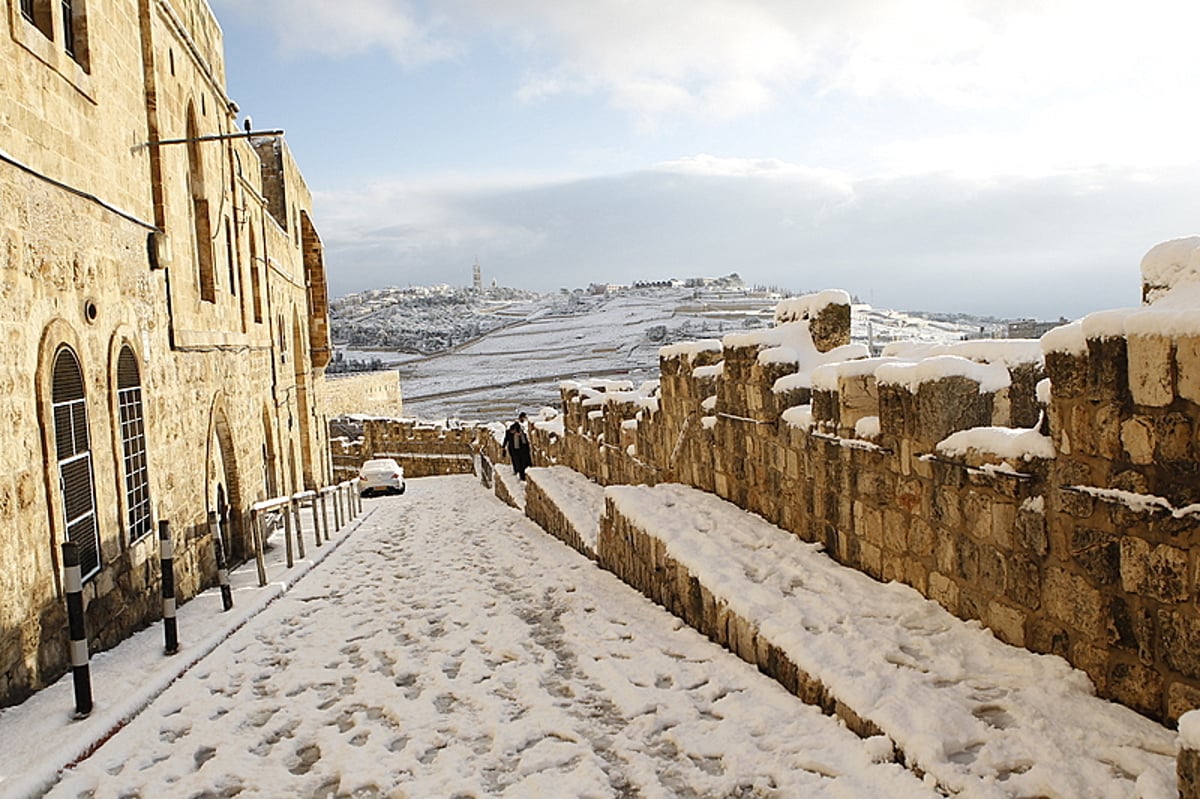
[1160,609,1200,678]
[837,373,879,436]
[906,561,928,594]
[1167,682,1200,726]
[915,376,993,449]
[1108,595,1156,665]
[854,501,883,546]
[1107,660,1163,718]
[1013,502,1048,555]
[956,536,980,583]
[1043,567,1106,639]
[1156,412,1193,463]
[1069,527,1120,587]
[882,554,905,584]
[1121,416,1157,465]
[882,508,907,553]
[1004,554,1041,610]
[977,544,1007,596]
[1180,742,1200,799]
[1127,333,1174,408]
[1086,336,1130,404]
[907,518,936,558]
[929,571,959,612]
[1093,403,1124,460]
[859,540,882,579]
[1178,336,1200,405]
[1120,537,1189,603]
[1028,618,1071,658]
[935,533,956,575]
[988,499,1017,547]
[1044,350,1087,400]
[986,601,1026,647]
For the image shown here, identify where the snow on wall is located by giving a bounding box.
[659,339,723,361]
[773,289,852,324]
[936,426,1055,461]
[1142,235,1200,301]
[875,355,1011,393]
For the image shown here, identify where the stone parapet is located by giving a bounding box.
[533,280,1200,725]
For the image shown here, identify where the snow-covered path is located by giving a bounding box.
[47,476,933,798]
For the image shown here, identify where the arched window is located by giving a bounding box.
[52,347,100,579]
[187,106,216,303]
[117,347,152,543]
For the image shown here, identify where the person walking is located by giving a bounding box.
[502,413,532,481]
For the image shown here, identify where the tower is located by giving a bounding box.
[473,259,482,292]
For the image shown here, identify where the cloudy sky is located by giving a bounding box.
[211,0,1200,318]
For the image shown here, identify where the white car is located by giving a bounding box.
[358,458,406,496]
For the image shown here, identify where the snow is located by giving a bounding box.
[691,362,724,379]
[1042,239,1200,351]
[1040,320,1087,355]
[781,404,815,430]
[0,472,1181,798]
[1065,485,1200,519]
[855,416,881,440]
[810,357,901,392]
[659,339,723,361]
[1036,377,1052,405]
[605,482,1176,799]
[10,477,940,799]
[1140,235,1200,299]
[881,339,1044,368]
[527,466,605,553]
[1180,710,1200,751]
[936,427,1056,461]
[773,289,852,323]
[875,355,1012,393]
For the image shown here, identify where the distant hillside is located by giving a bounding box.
[328,281,1007,420]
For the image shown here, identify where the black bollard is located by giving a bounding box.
[61,541,93,717]
[208,511,233,611]
[159,520,178,654]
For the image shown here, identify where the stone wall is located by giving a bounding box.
[0,1,334,706]
[332,418,476,480]
[547,288,1200,726]
[322,371,404,419]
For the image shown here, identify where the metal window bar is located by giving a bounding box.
[53,350,100,580]
[61,0,75,59]
[118,385,153,542]
[20,0,35,23]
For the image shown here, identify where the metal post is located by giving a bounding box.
[333,485,343,531]
[354,481,362,516]
[160,521,178,655]
[252,509,268,587]
[282,502,295,568]
[319,490,330,541]
[208,511,233,611]
[310,496,322,547]
[61,542,93,717]
[292,496,306,559]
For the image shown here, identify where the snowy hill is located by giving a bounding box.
[329,282,1004,421]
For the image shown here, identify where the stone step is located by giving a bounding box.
[517,465,1179,798]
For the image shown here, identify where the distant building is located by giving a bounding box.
[1006,318,1068,339]
[1,0,332,705]
[473,260,482,292]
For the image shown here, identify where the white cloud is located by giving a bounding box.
[314,162,1200,319]
[211,0,458,65]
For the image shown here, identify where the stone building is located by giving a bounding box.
[0,0,333,705]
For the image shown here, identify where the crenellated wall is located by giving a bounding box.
[545,259,1200,725]
[332,418,476,480]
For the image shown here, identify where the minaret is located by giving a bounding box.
[473,259,482,292]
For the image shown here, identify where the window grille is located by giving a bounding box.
[117,348,153,543]
[53,348,100,580]
[20,0,35,23]
[61,0,75,59]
